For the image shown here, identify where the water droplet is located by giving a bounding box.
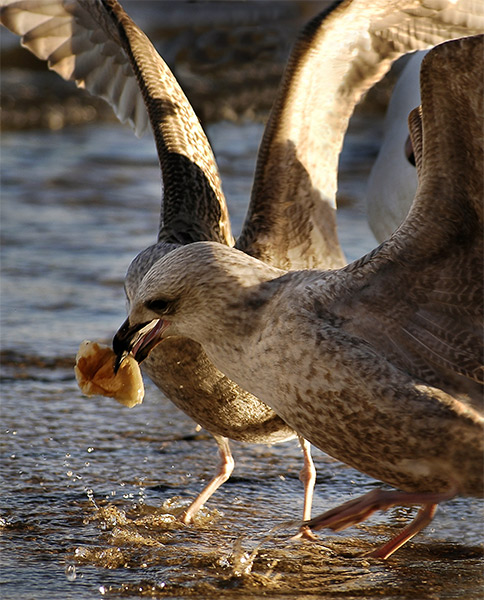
[65,564,76,582]
[85,488,98,508]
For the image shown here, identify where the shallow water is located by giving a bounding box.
[1,4,483,596]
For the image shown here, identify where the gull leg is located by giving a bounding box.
[366,502,438,559]
[304,487,456,557]
[180,434,234,524]
[292,436,318,540]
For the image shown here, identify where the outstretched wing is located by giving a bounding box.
[237,0,484,271]
[1,0,148,135]
[0,0,234,247]
[325,36,483,404]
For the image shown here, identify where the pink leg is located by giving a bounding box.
[292,436,318,540]
[304,487,456,557]
[180,434,234,524]
[366,502,438,559]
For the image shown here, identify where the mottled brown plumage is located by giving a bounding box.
[115,36,484,557]
[3,0,482,530]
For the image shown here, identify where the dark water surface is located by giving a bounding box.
[1,3,483,597]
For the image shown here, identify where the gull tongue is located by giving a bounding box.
[132,319,166,360]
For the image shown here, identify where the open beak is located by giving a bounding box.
[112,317,167,373]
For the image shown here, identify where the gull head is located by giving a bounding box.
[113,241,283,371]
[124,240,180,307]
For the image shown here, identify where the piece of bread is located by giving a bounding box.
[75,340,144,407]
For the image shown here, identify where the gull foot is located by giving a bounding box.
[303,487,456,558]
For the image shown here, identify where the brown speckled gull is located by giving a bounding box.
[3,0,482,529]
[114,35,484,558]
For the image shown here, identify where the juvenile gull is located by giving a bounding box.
[114,36,484,558]
[2,0,482,527]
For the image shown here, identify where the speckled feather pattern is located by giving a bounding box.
[102,0,234,247]
[3,0,483,506]
[99,0,297,444]
[111,0,484,448]
[130,36,484,499]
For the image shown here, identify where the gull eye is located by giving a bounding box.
[145,298,170,314]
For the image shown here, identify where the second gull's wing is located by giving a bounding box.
[1,0,234,246]
[237,0,484,270]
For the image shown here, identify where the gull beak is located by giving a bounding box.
[112,317,167,373]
